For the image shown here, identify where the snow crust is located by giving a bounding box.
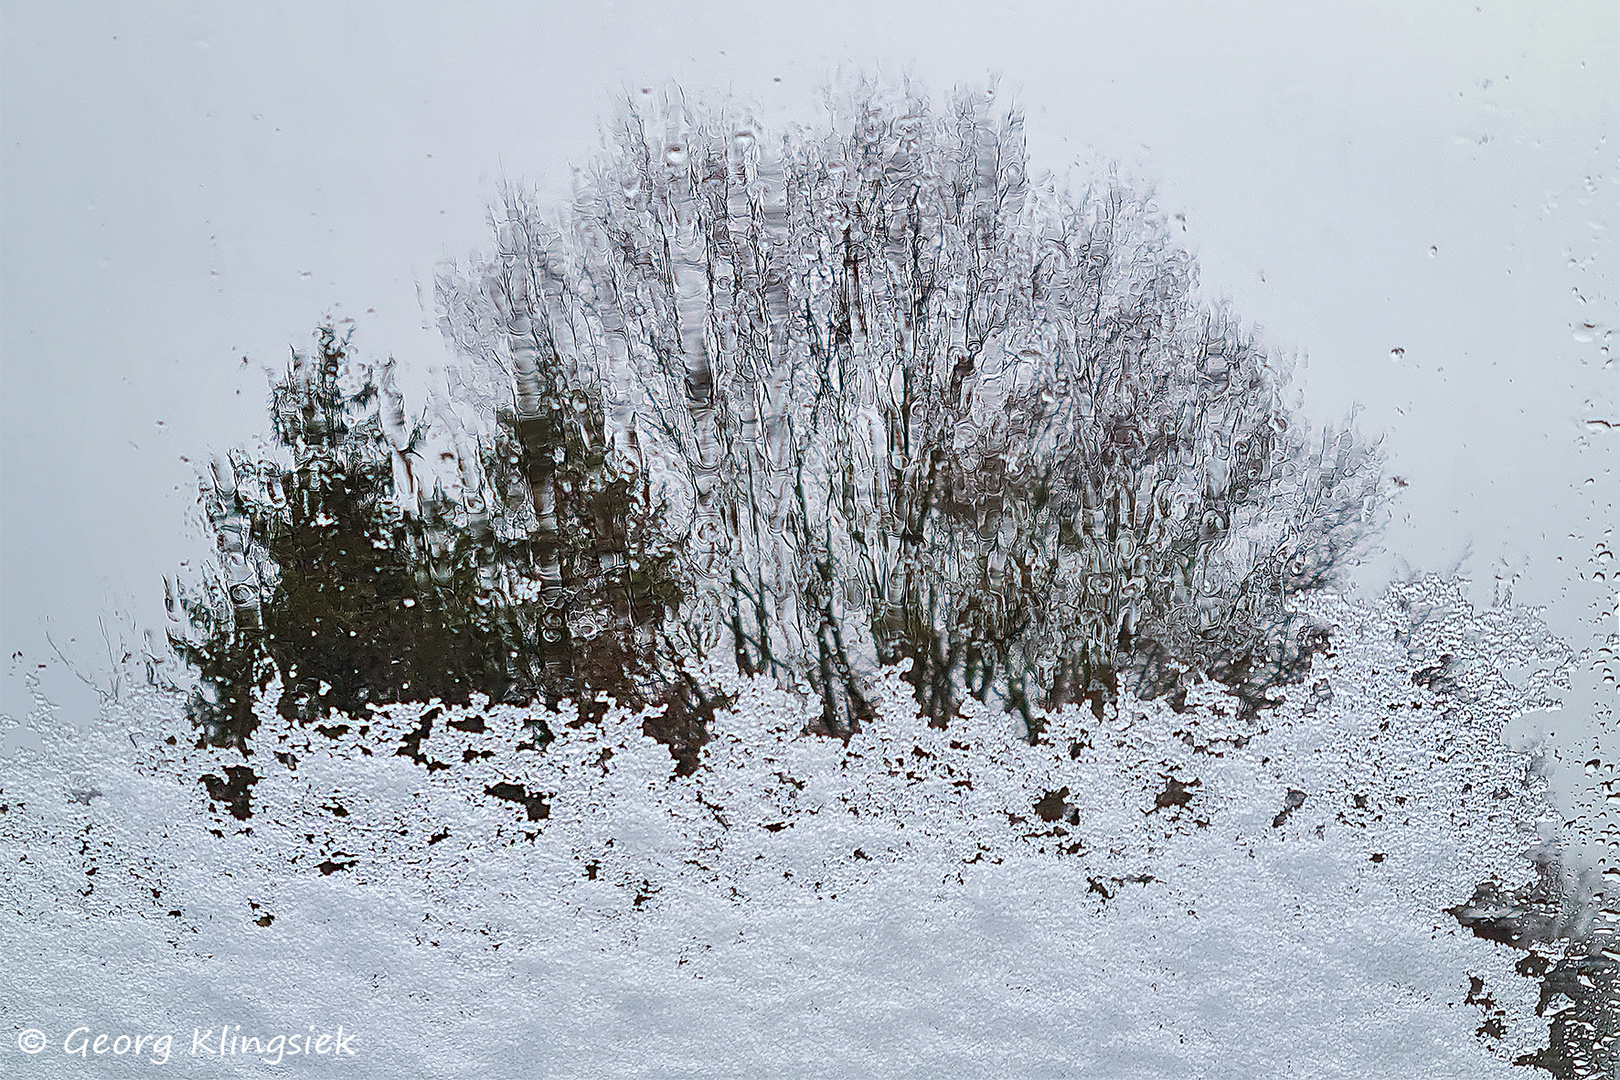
[0,581,1578,1077]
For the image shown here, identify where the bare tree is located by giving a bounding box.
[439,82,1383,738]
[439,82,1382,740]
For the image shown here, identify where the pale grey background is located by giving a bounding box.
[2,2,1614,854]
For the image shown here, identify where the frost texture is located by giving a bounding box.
[16,81,1613,1078]
[3,580,1609,1078]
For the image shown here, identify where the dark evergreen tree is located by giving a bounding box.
[170,322,692,761]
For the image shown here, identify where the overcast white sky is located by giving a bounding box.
[2,2,1614,816]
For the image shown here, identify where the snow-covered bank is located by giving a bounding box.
[1,580,1606,1077]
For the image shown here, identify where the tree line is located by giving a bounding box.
[171,84,1384,766]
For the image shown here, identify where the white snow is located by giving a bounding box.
[0,580,1576,1077]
